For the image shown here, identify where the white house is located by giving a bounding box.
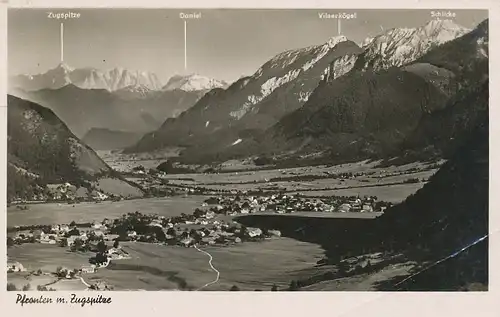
[7,261,26,273]
[81,266,95,274]
[362,204,374,212]
[247,227,263,238]
[338,203,352,213]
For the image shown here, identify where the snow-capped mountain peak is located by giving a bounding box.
[357,19,471,71]
[420,19,470,43]
[326,35,348,48]
[10,64,163,92]
[360,36,375,48]
[163,73,227,92]
[55,62,75,73]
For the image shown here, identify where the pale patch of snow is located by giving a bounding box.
[205,121,210,127]
[298,91,312,102]
[231,139,243,146]
[360,36,375,48]
[326,35,348,48]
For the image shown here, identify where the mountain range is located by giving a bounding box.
[10,63,229,93]
[10,63,162,92]
[9,66,228,146]
[127,35,363,153]
[252,19,488,164]
[126,19,488,168]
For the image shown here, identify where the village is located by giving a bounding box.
[7,190,390,291]
[202,192,392,214]
[8,192,390,252]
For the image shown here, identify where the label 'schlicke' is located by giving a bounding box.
[430,10,457,18]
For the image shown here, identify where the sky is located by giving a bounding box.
[8,8,488,84]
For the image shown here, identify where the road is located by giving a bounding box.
[194,245,220,290]
[80,276,91,288]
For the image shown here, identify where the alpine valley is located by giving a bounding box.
[7,14,489,293]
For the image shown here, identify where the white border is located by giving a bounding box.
[1,1,499,316]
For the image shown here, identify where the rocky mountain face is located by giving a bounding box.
[10,63,163,92]
[15,84,205,138]
[127,36,364,153]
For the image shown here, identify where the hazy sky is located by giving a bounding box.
[8,9,488,83]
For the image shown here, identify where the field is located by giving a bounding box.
[7,196,207,227]
[7,238,326,291]
[96,148,183,172]
[298,183,425,203]
[154,160,440,203]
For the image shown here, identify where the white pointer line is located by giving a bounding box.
[394,234,488,289]
[184,20,187,71]
[60,22,64,62]
[338,19,341,35]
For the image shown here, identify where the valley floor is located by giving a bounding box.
[7,157,443,291]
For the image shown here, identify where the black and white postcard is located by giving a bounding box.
[2,1,498,316]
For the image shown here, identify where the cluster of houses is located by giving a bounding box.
[270,170,377,182]
[200,193,391,215]
[108,211,279,247]
[8,221,130,273]
[8,204,279,256]
[10,181,125,205]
